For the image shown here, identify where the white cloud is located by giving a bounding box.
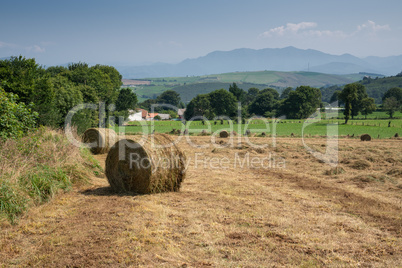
[355,20,390,34]
[28,45,46,53]
[260,20,390,39]
[260,22,317,37]
[0,41,46,53]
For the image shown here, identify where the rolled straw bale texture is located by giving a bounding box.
[219,130,229,138]
[105,134,186,194]
[360,134,371,141]
[82,128,118,154]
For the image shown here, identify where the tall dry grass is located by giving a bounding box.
[0,127,102,224]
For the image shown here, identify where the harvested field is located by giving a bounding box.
[0,136,401,267]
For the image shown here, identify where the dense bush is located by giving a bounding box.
[0,56,124,134]
[0,88,38,139]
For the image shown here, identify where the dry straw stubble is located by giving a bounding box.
[105,134,186,194]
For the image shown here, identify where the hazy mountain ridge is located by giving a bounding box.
[117,47,402,78]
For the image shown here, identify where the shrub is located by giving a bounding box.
[0,88,38,139]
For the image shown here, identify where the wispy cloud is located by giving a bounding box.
[355,20,390,34]
[260,20,390,39]
[0,41,46,53]
[260,22,317,37]
[27,45,46,53]
[0,41,18,49]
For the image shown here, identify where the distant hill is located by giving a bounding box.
[358,75,402,103]
[116,47,402,78]
[172,82,269,103]
[132,70,367,103]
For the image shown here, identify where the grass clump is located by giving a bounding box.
[0,127,102,224]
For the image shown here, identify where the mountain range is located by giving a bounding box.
[116,46,402,79]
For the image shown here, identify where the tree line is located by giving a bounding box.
[184,83,323,121]
[1,56,401,140]
[183,82,401,122]
[0,56,138,138]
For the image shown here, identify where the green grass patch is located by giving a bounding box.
[0,128,102,224]
[19,165,71,204]
[116,116,401,139]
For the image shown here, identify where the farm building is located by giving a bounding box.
[178,109,186,119]
[127,111,143,121]
[158,113,171,120]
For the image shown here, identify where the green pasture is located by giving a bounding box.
[114,117,401,139]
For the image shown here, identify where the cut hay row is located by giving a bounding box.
[105,133,186,194]
[82,128,118,154]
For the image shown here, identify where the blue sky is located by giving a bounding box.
[1,0,401,66]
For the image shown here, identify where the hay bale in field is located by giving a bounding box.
[105,134,186,194]
[82,128,117,154]
[360,134,371,141]
[199,129,209,136]
[219,130,229,138]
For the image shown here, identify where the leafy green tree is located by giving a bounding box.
[68,62,121,105]
[320,85,342,103]
[138,99,157,111]
[383,97,399,118]
[339,83,358,124]
[382,87,402,105]
[46,66,69,77]
[167,110,178,119]
[330,90,342,104]
[350,84,368,119]
[0,56,58,126]
[184,94,213,120]
[280,87,293,100]
[260,88,280,100]
[208,89,237,117]
[77,84,99,104]
[229,83,245,102]
[116,88,138,112]
[243,87,259,105]
[67,62,90,85]
[360,97,376,119]
[91,64,122,92]
[0,56,44,103]
[248,91,277,116]
[0,88,38,139]
[156,90,181,107]
[87,68,119,105]
[51,75,84,126]
[280,86,321,119]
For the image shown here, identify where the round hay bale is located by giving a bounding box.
[105,134,186,194]
[219,130,229,138]
[82,128,117,154]
[360,134,371,141]
[199,129,208,136]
